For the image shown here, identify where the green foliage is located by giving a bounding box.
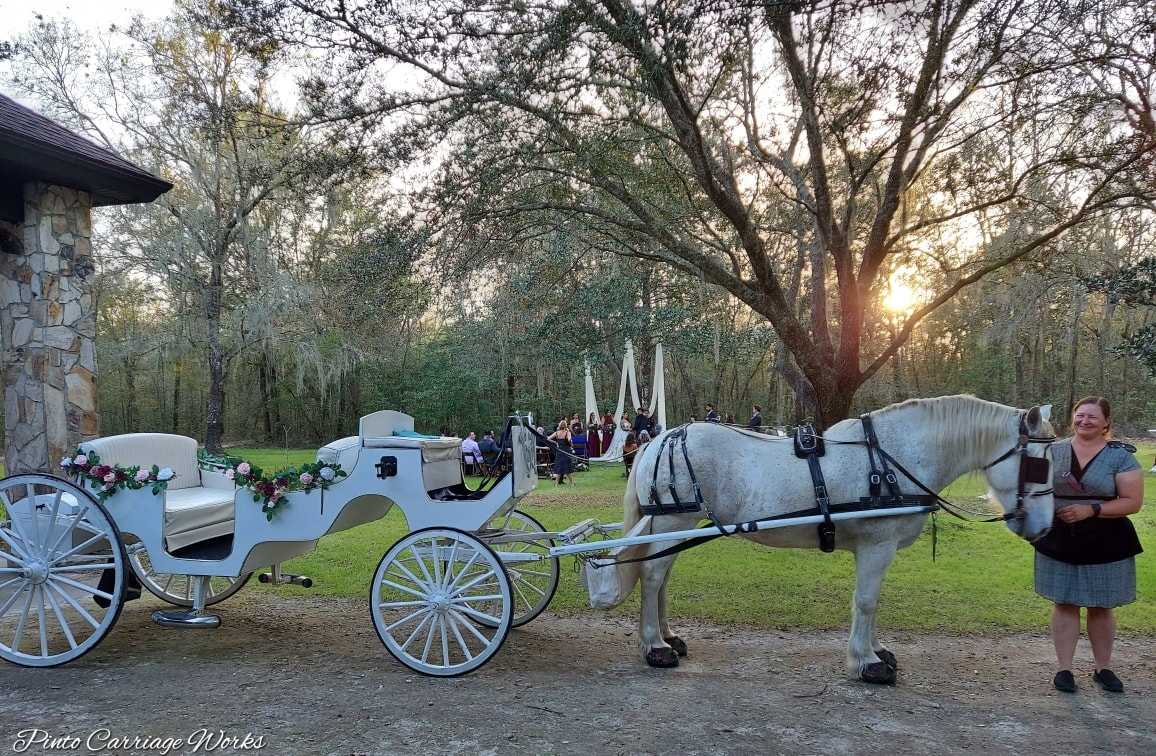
[1085,257,1156,377]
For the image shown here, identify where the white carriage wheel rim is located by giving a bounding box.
[478,509,559,629]
[370,527,512,677]
[0,474,126,667]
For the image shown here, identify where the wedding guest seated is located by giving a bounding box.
[479,429,504,472]
[461,430,483,475]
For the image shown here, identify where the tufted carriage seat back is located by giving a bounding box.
[81,434,202,490]
[79,433,234,552]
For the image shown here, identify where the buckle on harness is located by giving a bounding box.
[794,424,825,458]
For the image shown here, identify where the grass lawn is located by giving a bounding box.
[248,441,1156,636]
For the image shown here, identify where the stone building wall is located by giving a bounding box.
[1,182,99,474]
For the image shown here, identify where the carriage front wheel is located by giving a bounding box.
[0,474,127,667]
[370,527,512,677]
[477,509,559,628]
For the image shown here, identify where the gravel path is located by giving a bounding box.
[2,593,1154,755]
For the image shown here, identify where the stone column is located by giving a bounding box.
[1,182,99,475]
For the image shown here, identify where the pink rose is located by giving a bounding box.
[135,470,150,482]
[299,472,313,486]
[236,462,251,475]
[226,468,235,479]
[103,472,117,484]
[74,454,89,467]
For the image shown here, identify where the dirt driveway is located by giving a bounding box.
[2,592,1154,755]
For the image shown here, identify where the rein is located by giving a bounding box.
[598,410,1055,569]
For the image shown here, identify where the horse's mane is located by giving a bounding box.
[829,395,1018,465]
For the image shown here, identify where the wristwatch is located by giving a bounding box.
[1090,502,1102,518]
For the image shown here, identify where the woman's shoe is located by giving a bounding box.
[1093,669,1124,692]
[1053,670,1077,693]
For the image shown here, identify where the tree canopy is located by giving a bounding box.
[225,0,1156,425]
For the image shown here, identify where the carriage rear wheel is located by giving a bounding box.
[125,541,252,607]
[476,509,558,628]
[370,527,512,677]
[0,474,127,667]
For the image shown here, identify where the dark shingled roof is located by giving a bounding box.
[0,92,172,216]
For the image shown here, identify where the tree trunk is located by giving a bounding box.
[1065,280,1083,419]
[204,254,226,454]
[170,361,181,434]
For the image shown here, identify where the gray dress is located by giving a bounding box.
[1033,439,1142,607]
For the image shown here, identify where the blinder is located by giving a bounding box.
[1022,455,1051,486]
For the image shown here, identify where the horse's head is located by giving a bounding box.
[980,404,1056,541]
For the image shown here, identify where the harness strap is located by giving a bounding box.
[795,427,836,553]
[870,444,1006,523]
[644,428,719,524]
[596,495,938,568]
[860,414,901,504]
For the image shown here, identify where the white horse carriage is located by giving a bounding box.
[1,396,1057,683]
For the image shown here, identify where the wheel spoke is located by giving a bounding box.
[44,579,102,631]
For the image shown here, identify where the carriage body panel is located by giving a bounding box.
[78,420,540,578]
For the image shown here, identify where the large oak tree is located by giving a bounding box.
[237,0,1155,424]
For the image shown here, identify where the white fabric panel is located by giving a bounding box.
[81,433,201,490]
[652,343,667,431]
[163,487,236,551]
[584,360,598,425]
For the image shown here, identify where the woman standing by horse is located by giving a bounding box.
[1031,396,1144,693]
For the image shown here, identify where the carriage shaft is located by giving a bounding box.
[546,505,938,558]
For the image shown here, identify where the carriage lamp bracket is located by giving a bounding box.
[376,456,398,479]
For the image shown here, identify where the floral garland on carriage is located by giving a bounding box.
[61,451,174,503]
[62,448,346,519]
[223,458,347,520]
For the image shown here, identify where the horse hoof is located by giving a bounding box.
[646,647,680,668]
[877,648,897,670]
[664,636,688,657]
[860,661,897,685]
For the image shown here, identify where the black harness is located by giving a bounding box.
[794,424,837,552]
[635,412,1055,558]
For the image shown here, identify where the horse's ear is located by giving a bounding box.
[1026,405,1051,431]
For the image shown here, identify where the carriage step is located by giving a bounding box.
[151,609,221,629]
[558,518,599,544]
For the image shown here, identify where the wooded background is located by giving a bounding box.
[2,0,1154,446]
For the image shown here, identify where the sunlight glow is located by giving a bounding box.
[883,284,915,313]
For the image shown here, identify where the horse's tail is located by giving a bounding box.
[611,461,645,599]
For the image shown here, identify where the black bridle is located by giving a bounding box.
[979,414,1056,523]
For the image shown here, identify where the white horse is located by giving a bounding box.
[612,395,1055,684]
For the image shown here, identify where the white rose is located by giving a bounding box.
[156,467,175,481]
[60,456,73,468]
[319,467,336,481]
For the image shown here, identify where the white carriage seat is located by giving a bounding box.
[79,433,236,552]
[317,435,360,472]
[357,410,464,492]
